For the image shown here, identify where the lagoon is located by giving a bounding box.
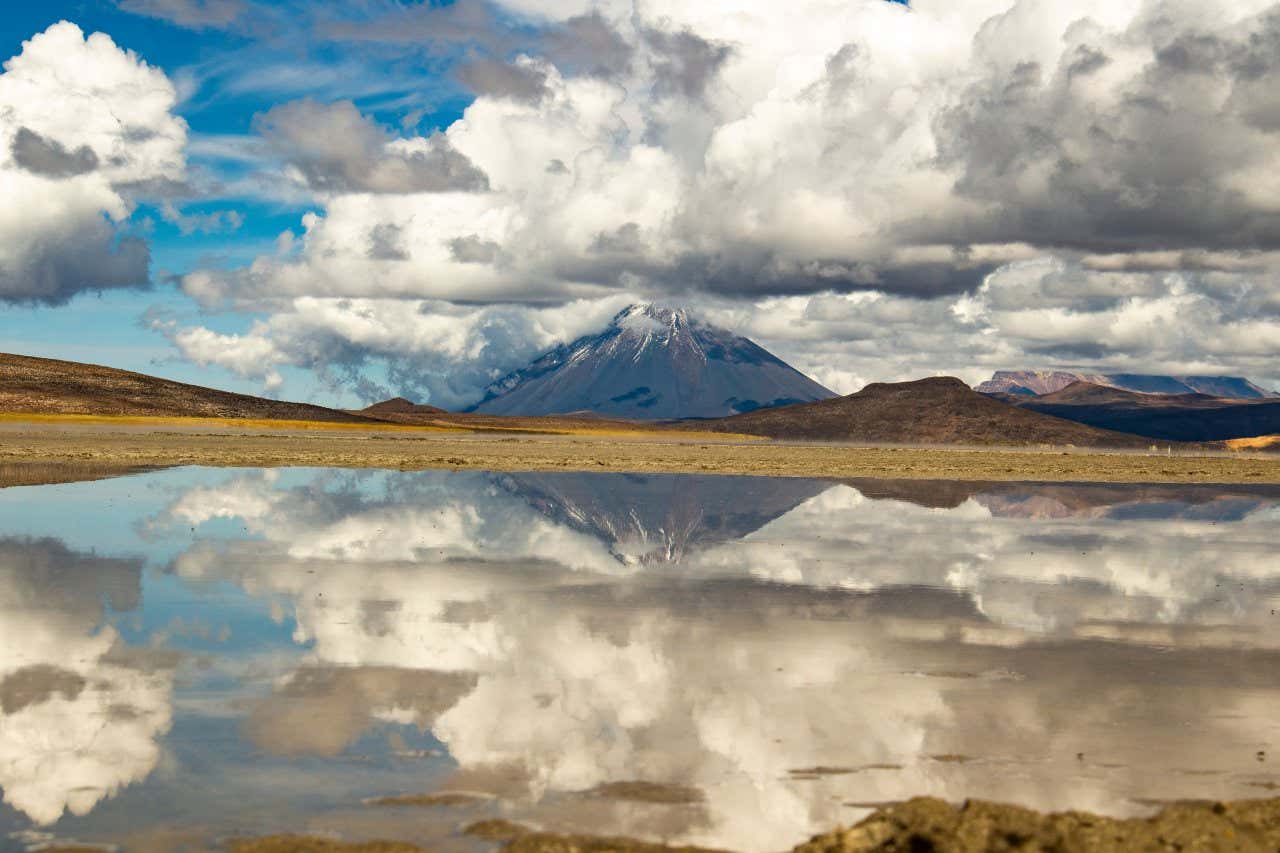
[2,469,1279,851]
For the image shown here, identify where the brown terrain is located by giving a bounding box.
[3,424,1278,484]
[358,396,704,437]
[5,352,1280,485]
[0,353,681,436]
[0,352,1249,449]
[357,405,676,435]
[691,377,1160,448]
[0,353,376,423]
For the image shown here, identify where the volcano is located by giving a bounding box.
[467,304,835,419]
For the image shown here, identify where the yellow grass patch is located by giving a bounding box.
[0,412,467,433]
[1226,434,1280,451]
[0,411,760,442]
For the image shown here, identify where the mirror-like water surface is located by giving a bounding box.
[2,469,1280,851]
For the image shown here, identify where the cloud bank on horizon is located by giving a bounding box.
[2,0,1280,406]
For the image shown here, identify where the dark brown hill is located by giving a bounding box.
[691,377,1156,447]
[353,396,659,432]
[1010,381,1280,442]
[359,397,447,416]
[0,352,376,423]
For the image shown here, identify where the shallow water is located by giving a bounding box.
[2,468,1280,852]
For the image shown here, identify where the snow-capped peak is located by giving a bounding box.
[614,304,689,337]
[468,303,836,419]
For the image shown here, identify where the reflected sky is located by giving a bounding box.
[2,469,1280,852]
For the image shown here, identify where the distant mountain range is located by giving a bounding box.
[996,381,1280,442]
[467,304,835,419]
[976,370,1276,399]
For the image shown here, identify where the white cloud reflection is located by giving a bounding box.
[144,470,1280,849]
[0,539,172,826]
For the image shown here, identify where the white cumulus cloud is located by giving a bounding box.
[0,21,188,304]
[152,0,1280,401]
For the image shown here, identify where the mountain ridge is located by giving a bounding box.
[977,369,1276,399]
[1006,380,1280,442]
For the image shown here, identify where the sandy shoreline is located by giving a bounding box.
[2,418,1280,485]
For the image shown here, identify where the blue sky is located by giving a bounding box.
[2,1,1278,406]
[0,1,479,401]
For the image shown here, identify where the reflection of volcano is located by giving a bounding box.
[494,472,830,565]
[145,469,1280,850]
[845,479,1280,521]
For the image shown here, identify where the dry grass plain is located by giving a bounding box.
[2,415,1279,486]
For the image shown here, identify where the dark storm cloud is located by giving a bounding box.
[255,99,489,194]
[1025,341,1113,361]
[367,223,408,260]
[244,666,476,757]
[0,537,143,617]
[664,253,999,299]
[819,43,864,102]
[642,28,733,99]
[448,234,502,264]
[0,221,151,305]
[0,665,87,715]
[589,222,645,255]
[545,243,1000,301]
[542,12,634,78]
[1224,10,1280,130]
[457,58,549,103]
[316,0,500,50]
[930,11,1280,257]
[1064,44,1109,78]
[11,127,99,178]
[117,0,250,31]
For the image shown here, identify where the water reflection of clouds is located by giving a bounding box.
[3,469,1279,846]
[152,471,1280,634]
[707,483,1280,637]
[0,538,172,826]
[144,471,1280,848]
